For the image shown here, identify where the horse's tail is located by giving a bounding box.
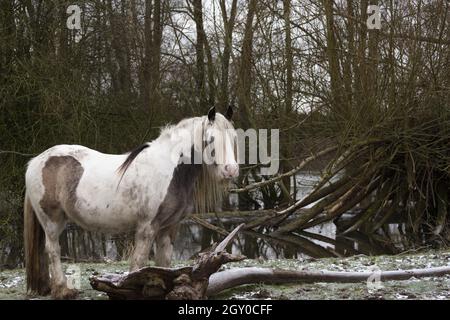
[24,191,50,295]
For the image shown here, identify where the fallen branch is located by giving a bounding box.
[190,209,277,220]
[207,265,450,296]
[90,224,246,300]
[189,215,229,236]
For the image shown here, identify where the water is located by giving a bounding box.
[170,172,400,260]
[171,172,326,260]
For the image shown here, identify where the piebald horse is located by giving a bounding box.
[24,106,239,299]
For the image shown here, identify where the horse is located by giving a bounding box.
[23,106,239,299]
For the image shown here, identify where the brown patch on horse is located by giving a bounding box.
[40,156,84,221]
[152,148,202,230]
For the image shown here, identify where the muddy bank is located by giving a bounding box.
[1,249,449,300]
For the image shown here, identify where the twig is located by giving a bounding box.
[0,150,36,157]
[189,215,229,236]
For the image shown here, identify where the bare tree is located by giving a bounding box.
[143,0,164,116]
[218,0,238,109]
[237,0,258,129]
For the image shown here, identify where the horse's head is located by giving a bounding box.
[202,105,239,180]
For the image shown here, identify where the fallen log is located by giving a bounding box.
[207,265,450,296]
[89,224,246,299]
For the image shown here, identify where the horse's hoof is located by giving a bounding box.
[52,287,79,300]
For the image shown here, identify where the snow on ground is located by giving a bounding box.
[1,249,449,300]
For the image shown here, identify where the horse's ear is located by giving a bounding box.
[208,106,216,122]
[225,105,233,120]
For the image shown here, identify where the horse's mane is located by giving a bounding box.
[116,143,151,187]
[118,143,150,175]
[116,118,201,178]
[117,115,233,213]
[193,165,227,213]
[192,115,234,213]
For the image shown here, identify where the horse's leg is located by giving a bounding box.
[36,207,77,299]
[45,231,77,299]
[130,222,157,271]
[154,224,179,267]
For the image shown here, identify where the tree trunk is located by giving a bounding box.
[237,0,258,129]
[143,0,163,116]
[108,1,132,100]
[192,0,207,111]
[355,0,369,112]
[281,0,294,205]
[323,0,345,116]
[343,0,355,108]
[284,0,293,114]
[219,0,238,110]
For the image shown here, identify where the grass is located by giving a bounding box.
[1,249,450,300]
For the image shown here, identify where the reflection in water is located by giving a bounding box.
[172,172,402,260]
[173,219,400,260]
